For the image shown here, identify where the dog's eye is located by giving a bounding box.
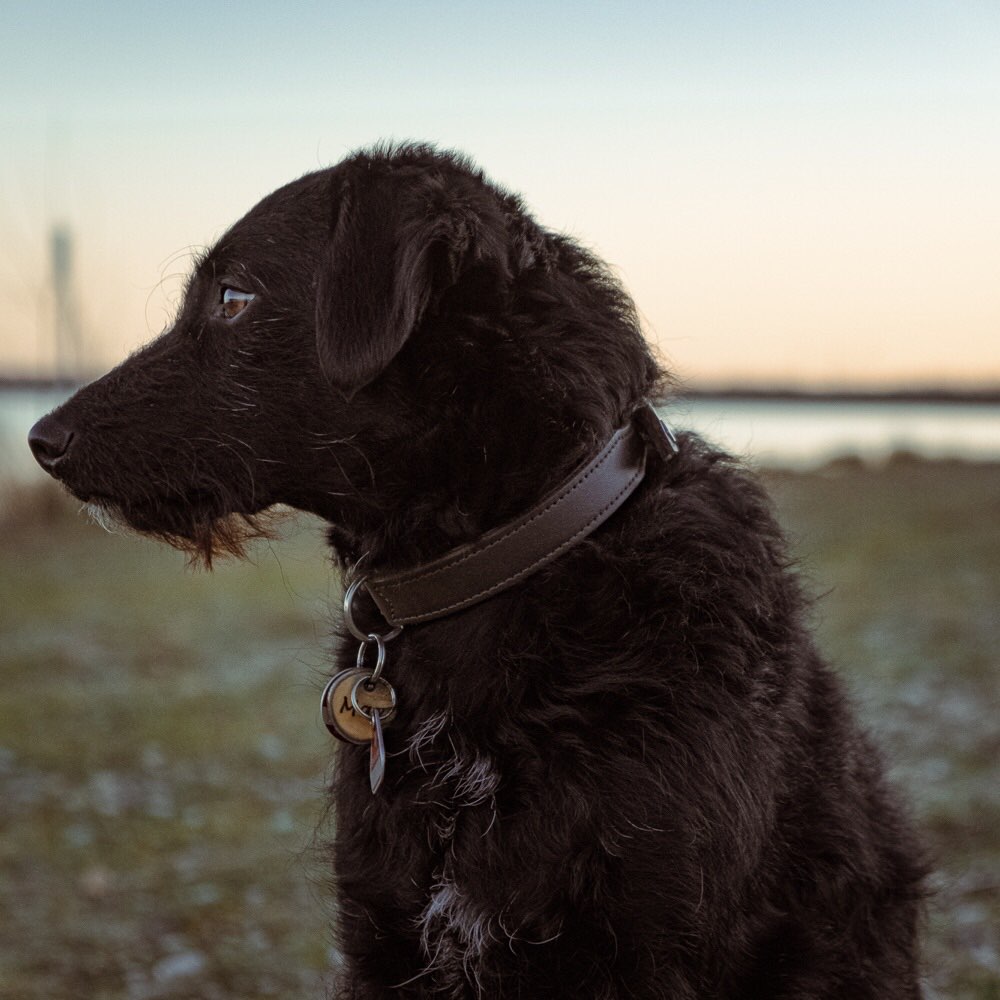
[219,287,255,320]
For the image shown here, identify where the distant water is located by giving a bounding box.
[2,387,998,485]
[660,397,1000,468]
[3,388,77,484]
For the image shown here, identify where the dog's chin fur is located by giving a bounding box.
[84,497,282,568]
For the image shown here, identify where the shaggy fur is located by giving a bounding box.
[30,144,925,998]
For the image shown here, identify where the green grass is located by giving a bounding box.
[1,462,998,998]
[1,488,337,999]
[763,460,1000,998]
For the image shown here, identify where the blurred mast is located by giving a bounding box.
[43,114,87,383]
[49,224,83,382]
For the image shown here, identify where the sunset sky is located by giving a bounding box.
[1,1,998,387]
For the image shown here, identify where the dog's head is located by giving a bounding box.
[29,144,662,565]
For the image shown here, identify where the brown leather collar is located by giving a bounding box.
[349,403,677,628]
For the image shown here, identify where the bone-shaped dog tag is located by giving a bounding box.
[369,709,386,794]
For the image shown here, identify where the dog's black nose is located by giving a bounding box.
[28,414,75,472]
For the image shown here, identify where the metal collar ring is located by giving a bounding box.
[343,577,403,644]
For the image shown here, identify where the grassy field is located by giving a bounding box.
[1,460,998,999]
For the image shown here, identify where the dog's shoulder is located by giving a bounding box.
[617,429,791,571]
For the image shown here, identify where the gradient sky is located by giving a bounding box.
[2,0,998,386]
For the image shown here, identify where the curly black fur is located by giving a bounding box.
[31,143,926,998]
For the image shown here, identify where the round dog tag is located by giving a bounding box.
[321,668,397,744]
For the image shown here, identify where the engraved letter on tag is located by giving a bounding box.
[321,668,397,744]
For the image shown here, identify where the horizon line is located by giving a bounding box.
[4,373,999,406]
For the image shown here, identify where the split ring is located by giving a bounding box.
[350,675,398,722]
[355,632,387,684]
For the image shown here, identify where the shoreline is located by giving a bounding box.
[4,374,999,405]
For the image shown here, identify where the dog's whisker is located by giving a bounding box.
[216,430,255,453]
[227,380,259,394]
[156,243,209,274]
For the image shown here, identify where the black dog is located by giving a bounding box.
[30,144,925,998]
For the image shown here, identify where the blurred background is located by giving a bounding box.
[1,2,998,998]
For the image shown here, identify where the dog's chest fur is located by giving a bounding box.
[334,705,510,996]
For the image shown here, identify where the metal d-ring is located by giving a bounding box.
[355,632,387,685]
[343,577,402,644]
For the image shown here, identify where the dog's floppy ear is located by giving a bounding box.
[315,167,508,394]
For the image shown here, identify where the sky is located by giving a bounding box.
[1,0,998,387]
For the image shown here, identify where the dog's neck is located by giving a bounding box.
[335,403,678,628]
[322,418,604,572]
